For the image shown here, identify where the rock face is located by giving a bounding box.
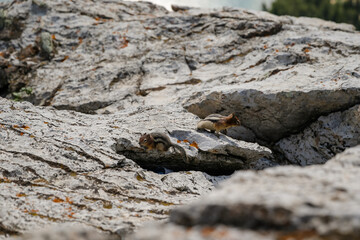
[131,145,360,240]
[1,0,359,165]
[1,0,360,239]
[0,97,268,238]
[276,104,360,166]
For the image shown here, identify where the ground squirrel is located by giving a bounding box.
[139,132,188,162]
[197,113,241,136]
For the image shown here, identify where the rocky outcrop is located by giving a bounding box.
[131,145,360,240]
[1,0,360,239]
[276,104,360,165]
[0,96,270,238]
[1,0,359,164]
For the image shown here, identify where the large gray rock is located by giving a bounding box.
[276,104,360,165]
[131,145,360,240]
[1,0,360,239]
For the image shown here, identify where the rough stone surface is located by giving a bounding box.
[115,106,273,175]
[1,0,360,239]
[0,97,268,238]
[130,223,274,240]
[10,224,119,240]
[276,104,360,166]
[131,146,360,240]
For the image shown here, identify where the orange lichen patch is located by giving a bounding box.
[20,132,24,136]
[51,34,56,40]
[0,52,4,57]
[65,197,73,204]
[13,125,20,128]
[21,125,30,130]
[201,227,216,237]
[78,37,83,44]
[263,45,268,49]
[67,212,76,218]
[119,36,129,49]
[136,174,145,182]
[30,135,35,138]
[303,48,310,53]
[275,49,279,52]
[177,140,181,143]
[94,17,101,21]
[61,55,69,62]
[44,121,49,124]
[52,197,64,203]
[212,229,229,238]
[16,193,26,197]
[183,139,189,143]
[278,230,317,240]
[103,202,113,209]
[189,141,199,149]
[28,209,39,216]
[0,177,11,183]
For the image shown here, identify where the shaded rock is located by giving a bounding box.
[130,223,274,240]
[0,9,25,41]
[130,145,360,239]
[275,104,360,165]
[0,68,7,91]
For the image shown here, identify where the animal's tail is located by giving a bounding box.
[172,144,188,163]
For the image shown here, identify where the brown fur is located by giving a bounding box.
[197,113,241,135]
[139,132,188,162]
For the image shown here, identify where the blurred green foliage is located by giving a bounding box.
[263,0,360,29]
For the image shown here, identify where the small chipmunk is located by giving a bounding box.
[139,132,188,162]
[197,113,241,136]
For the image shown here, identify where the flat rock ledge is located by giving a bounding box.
[115,107,274,175]
[131,145,360,240]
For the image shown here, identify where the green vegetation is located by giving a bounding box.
[12,87,33,101]
[263,0,360,29]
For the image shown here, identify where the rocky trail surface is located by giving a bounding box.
[0,0,360,239]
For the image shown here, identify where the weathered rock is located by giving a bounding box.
[0,0,357,124]
[130,223,275,240]
[0,96,270,238]
[1,0,360,239]
[0,98,217,238]
[113,105,274,174]
[276,104,360,165]
[1,0,359,167]
[131,145,360,240]
[10,224,118,240]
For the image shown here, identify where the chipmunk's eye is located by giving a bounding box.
[143,139,147,142]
